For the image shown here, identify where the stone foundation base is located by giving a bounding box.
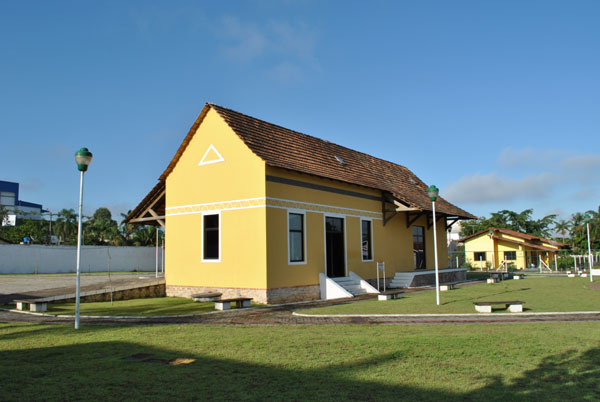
[167,284,320,305]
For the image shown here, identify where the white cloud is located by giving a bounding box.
[218,16,320,82]
[444,172,557,204]
[221,16,268,62]
[445,147,600,210]
[571,188,596,201]
[498,148,561,169]
[560,154,600,170]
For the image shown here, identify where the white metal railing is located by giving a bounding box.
[539,260,552,272]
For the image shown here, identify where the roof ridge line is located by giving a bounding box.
[208,103,411,171]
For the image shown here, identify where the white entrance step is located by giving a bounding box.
[319,272,380,300]
[389,272,414,288]
[332,276,366,295]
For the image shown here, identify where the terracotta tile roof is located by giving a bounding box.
[491,235,559,252]
[459,227,568,249]
[164,103,473,218]
[139,102,475,221]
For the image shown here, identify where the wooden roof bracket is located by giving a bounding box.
[381,192,397,226]
[406,211,424,228]
[130,189,166,227]
[426,212,446,229]
[446,217,459,231]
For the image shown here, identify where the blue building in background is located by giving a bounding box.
[0,180,46,225]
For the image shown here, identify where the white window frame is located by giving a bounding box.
[201,211,221,262]
[360,218,374,262]
[287,209,307,265]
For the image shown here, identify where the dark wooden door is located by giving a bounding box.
[326,217,345,277]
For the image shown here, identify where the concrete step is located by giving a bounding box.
[331,276,365,295]
[389,272,414,288]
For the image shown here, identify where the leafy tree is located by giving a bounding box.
[55,208,78,244]
[132,225,157,246]
[85,207,120,245]
[0,205,9,226]
[0,218,49,244]
[460,209,556,238]
[119,210,136,245]
[554,219,571,241]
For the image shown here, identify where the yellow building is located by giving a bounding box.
[126,103,474,303]
[460,228,568,270]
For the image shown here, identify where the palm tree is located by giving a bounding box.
[569,212,587,251]
[119,210,135,245]
[554,220,571,242]
[132,226,156,246]
[55,208,78,244]
[583,207,599,250]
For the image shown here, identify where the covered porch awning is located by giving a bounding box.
[124,181,165,227]
[381,191,475,229]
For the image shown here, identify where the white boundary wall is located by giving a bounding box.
[0,245,159,274]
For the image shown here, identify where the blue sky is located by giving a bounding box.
[1,0,599,221]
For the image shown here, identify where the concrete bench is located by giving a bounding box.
[568,273,576,278]
[14,299,48,312]
[474,301,524,313]
[513,275,522,280]
[378,290,403,301]
[486,278,497,284]
[580,273,588,278]
[191,292,222,302]
[214,298,252,310]
[440,282,459,291]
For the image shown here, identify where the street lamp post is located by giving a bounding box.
[74,147,93,329]
[585,214,593,282]
[428,185,440,306]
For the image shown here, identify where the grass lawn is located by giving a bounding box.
[42,297,225,316]
[298,277,600,315]
[0,322,598,401]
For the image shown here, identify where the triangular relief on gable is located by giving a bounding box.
[198,144,225,166]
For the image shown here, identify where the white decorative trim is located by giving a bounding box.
[166,197,382,221]
[287,209,307,265]
[198,144,225,166]
[166,197,264,210]
[201,211,221,263]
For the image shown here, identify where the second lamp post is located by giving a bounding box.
[74,147,93,329]
[428,185,440,305]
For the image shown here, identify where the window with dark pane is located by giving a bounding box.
[361,220,372,260]
[289,213,304,262]
[413,226,425,269]
[203,214,219,260]
[504,251,516,260]
[474,252,486,261]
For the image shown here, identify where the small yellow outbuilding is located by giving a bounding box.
[126,103,474,303]
[460,228,568,270]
